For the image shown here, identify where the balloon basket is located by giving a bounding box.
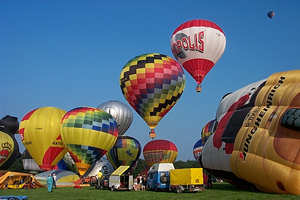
[196,84,202,93]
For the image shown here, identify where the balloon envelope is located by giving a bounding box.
[143,139,178,167]
[97,100,133,136]
[19,107,67,170]
[106,135,141,169]
[120,53,186,138]
[0,131,19,169]
[201,70,300,194]
[170,19,226,91]
[61,107,118,176]
[0,115,19,135]
[193,139,203,161]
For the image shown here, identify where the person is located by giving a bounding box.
[141,176,146,191]
[52,173,57,189]
[47,175,53,192]
[96,170,103,188]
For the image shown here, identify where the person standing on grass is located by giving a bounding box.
[52,173,57,189]
[47,175,53,192]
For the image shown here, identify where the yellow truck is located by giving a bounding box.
[169,168,204,193]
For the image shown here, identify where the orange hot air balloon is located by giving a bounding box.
[171,19,226,92]
[19,107,67,170]
[143,139,178,167]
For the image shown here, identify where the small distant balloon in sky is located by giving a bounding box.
[267,10,275,19]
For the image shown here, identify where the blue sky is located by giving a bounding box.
[1,0,300,161]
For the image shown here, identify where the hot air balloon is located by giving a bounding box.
[0,115,19,135]
[267,10,275,19]
[193,139,203,162]
[143,139,178,168]
[0,131,20,169]
[19,107,67,170]
[201,119,217,144]
[200,70,300,194]
[170,19,226,92]
[120,53,186,139]
[106,135,141,170]
[97,100,133,136]
[61,107,118,176]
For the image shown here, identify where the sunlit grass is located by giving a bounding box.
[0,183,299,200]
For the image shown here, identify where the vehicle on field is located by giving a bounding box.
[109,166,133,191]
[146,163,175,191]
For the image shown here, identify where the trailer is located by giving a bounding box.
[169,168,204,193]
[109,166,133,191]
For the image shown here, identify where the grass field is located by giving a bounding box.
[0,183,299,200]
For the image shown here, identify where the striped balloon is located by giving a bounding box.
[120,53,185,139]
[143,139,178,167]
[106,135,141,169]
[193,139,203,161]
[171,19,226,92]
[61,107,118,176]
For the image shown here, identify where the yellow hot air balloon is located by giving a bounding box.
[19,107,67,170]
[231,70,300,194]
[0,131,19,169]
[61,107,118,176]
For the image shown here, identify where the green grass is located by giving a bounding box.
[0,183,299,200]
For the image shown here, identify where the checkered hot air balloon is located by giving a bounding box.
[120,53,186,139]
[61,107,118,176]
[171,19,226,92]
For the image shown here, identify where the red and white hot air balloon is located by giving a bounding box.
[170,19,226,92]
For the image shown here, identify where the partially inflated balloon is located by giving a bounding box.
[143,139,178,167]
[106,135,141,169]
[97,100,133,136]
[0,131,19,169]
[171,19,226,92]
[19,107,67,170]
[200,70,300,194]
[61,107,118,176]
[120,53,185,139]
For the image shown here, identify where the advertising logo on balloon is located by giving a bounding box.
[0,142,13,165]
[240,76,286,160]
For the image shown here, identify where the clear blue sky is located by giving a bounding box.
[1,0,300,161]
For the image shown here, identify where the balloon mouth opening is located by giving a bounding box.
[196,84,202,92]
[149,129,156,139]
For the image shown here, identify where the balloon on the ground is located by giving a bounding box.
[120,53,186,139]
[61,107,118,176]
[200,70,300,194]
[85,158,114,177]
[97,100,133,136]
[0,131,20,169]
[0,115,19,135]
[106,135,141,169]
[35,169,79,187]
[170,19,226,92]
[19,107,67,170]
[143,139,178,167]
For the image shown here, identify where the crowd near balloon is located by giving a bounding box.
[1,17,300,195]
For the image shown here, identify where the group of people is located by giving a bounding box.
[133,175,146,191]
[47,173,57,192]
